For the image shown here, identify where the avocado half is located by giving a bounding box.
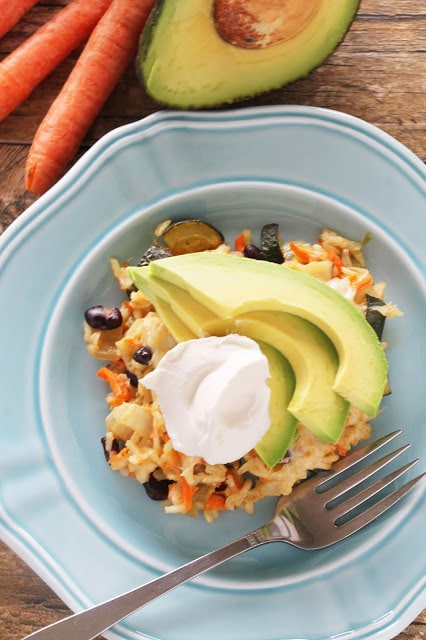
[138,0,360,108]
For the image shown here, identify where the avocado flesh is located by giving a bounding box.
[139,0,360,108]
[128,252,388,417]
[136,290,298,467]
[129,268,217,337]
[230,313,349,442]
[130,271,196,341]
[255,341,298,468]
[130,270,349,442]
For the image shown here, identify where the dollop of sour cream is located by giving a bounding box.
[141,334,271,465]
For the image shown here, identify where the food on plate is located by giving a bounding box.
[83,222,401,521]
[142,334,272,465]
[157,219,225,256]
[25,0,155,196]
[138,0,360,108]
[130,252,388,417]
[0,0,112,123]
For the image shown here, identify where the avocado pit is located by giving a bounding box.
[213,0,321,49]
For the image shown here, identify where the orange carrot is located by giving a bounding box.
[96,366,132,407]
[25,0,155,196]
[234,232,246,253]
[206,494,227,511]
[289,241,311,265]
[226,468,244,490]
[180,477,197,513]
[335,444,347,458]
[0,0,40,40]
[325,247,345,277]
[0,0,112,123]
[355,272,373,294]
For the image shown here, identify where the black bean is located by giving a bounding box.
[101,436,125,462]
[85,305,122,330]
[143,475,174,501]
[243,244,265,260]
[125,370,139,387]
[133,346,153,365]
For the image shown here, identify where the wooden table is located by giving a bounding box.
[0,1,425,638]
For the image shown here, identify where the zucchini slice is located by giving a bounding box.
[161,220,224,255]
[260,223,284,264]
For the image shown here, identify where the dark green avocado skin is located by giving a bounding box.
[137,0,361,108]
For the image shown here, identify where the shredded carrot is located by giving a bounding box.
[109,447,129,463]
[25,0,156,195]
[234,232,246,253]
[0,0,112,123]
[162,449,181,473]
[180,477,197,513]
[289,241,312,264]
[226,468,244,490]
[355,272,374,293]
[206,494,227,511]
[325,247,345,277]
[96,366,132,407]
[122,300,134,313]
[336,444,347,457]
[0,0,40,40]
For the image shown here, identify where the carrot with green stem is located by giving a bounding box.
[25,0,155,196]
[0,0,112,123]
[0,0,40,40]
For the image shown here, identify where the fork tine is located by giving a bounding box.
[311,429,403,490]
[322,445,411,502]
[334,471,426,539]
[330,459,419,520]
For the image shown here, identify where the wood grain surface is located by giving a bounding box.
[0,1,425,639]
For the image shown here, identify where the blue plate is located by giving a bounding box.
[0,106,425,640]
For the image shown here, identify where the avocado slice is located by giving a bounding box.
[255,341,298,468]
[129,267,217,336]
[154,296,196,342]
[133,270,349,442]
[129,268,351,440]
[138,0,360,108]
[230,312,350,442]
[137,289,298,466]
[128,252,388,417]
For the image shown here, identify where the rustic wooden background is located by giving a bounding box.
[0,1,425,638]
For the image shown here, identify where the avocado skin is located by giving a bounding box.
[138,0,361,108]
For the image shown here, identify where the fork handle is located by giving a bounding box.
[23,532,266,640]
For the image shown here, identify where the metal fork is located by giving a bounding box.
[23,429,425,640]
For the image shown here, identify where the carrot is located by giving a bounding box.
[25,0,156,196]
[325,247,345,277]
[226,468,244,490]
[335,444,347,458]
[289,241,312,265]
[96,366,132,407]
[234,232,246,253]
[234,229,251,252]
[0,0,112,123]
[206,494,227,511]
[0,0,40,40]
[355,272,373,294]
[180,477,197,513]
